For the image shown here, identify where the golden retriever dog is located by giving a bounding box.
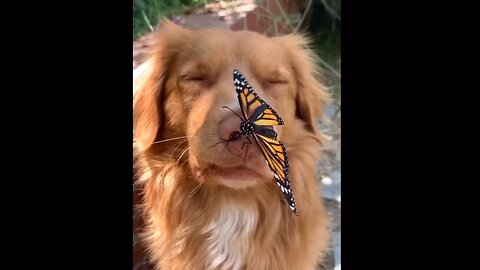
[133,20,331,270]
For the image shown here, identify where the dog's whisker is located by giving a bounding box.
[179,156,190,169]
[284,136,323,148]
[174,139,189,148]
[174,147,190,167]
[151,136,191,145]
[166,49,195,59]
[188,183,203,198]
[168,139,189,160]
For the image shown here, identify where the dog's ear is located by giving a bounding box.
[133,20,189,152]
[275,34,331,135]
[133,58,163,152]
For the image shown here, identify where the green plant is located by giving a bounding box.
[307,0,341,100]
[133,0,208,39]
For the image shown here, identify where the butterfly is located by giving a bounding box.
[223,69,298,215]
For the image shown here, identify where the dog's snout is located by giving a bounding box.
[218,113,243,141]
[218,112,253,155]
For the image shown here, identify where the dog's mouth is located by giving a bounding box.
[194,162,269,189]
[209,164,263,181]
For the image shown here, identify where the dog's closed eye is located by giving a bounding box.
[181,74,207,82]
[268,79,288,84]
[262,78,289,90]
[180,74,211,90]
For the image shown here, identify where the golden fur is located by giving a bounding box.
[133,20,331,270]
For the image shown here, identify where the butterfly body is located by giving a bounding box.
[230,69,298,215]
[239,114,278,140]
[240,121,255,136]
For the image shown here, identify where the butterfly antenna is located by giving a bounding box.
[222,106,244,121]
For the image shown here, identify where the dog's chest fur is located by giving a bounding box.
[204,198,257,270]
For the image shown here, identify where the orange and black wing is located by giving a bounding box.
[253,133,298,215]
[233,69,296,214]
[233,69,284,127]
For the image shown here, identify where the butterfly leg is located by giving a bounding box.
[241,136,253,150]
[242,136,253,161]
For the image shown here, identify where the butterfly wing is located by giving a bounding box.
[253,132,298,215]
[233,69,296,214]
[233,69,284,127]
[233,70,251,121]
[255,125,278,140]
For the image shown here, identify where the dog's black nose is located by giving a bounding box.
[229,131,241,141]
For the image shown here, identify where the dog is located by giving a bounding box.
[133,20,331,270]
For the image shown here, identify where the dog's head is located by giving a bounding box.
[134,21,329,190]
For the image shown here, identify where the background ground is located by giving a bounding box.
[133,1,340,269]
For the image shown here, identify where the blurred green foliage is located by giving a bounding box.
[132,0,341,100]
[133,0,208,39]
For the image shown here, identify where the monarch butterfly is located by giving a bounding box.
[223,69,298,215]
